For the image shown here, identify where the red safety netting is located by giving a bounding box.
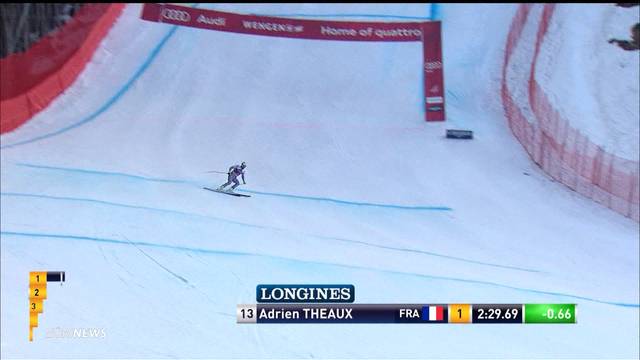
[0,4,125,134]
[502,4,639,221]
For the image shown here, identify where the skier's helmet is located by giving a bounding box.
[241,161,246,168]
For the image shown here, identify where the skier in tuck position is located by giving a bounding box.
[217,162,247,193]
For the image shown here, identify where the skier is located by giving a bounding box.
[217,162,247,192]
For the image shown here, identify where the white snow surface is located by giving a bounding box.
[1,4,638,359]
[536,4,640,161]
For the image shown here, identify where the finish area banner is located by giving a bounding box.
[140,3,445,121]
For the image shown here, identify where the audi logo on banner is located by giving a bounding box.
[162,8,191,22]
[424,61,442,72]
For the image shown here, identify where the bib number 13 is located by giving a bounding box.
[237,305,257,323]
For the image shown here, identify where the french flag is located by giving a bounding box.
[423,305,444,321]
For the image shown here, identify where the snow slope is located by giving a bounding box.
[1,4,639,359]
[536,4,640,161]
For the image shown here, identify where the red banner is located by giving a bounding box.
[2,4,110,100]
[140,3,445,121]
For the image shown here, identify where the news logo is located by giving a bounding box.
[257,284,355,303]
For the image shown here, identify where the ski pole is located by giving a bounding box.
[205,170,229,174]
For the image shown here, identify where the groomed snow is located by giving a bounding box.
[536,4,640,161]
[1,4,638,359]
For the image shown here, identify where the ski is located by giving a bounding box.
[203,187,251,197]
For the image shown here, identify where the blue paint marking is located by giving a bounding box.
[238,189,452,211]
[3,230,638,308]
[15,162,190,184]
[14,162,453,211]
[0,191,266,230]
[430,3,441,21]
[1,4,433,150]
[0,191,537,272]
[1,26,180,149]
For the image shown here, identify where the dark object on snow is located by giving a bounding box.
[608,17,640,51]
[608,23,640,51]
[608,38,639,51]
[615,3,639,8]
[446,129,474,140]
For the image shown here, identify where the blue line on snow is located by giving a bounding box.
[14,162,452,211]
[0,27,179,149]
[2,230,637,308]
[0,5,432,150]
[0,191,268,230]
[240,189,452,211]
[429,3,441,21]
[0,192,278,231]
[0,191,535,273]
[15,163,190,184]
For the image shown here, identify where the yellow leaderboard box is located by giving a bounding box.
[29,272,47,286]
[449,304,471,323]
[29,284,47,300]
[30,299,44,313]
[29,313,38,327]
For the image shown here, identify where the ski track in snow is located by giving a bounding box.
[1,4,638,358]
[2,231,638,308]
[12,162,453,211]
[0,191,530,273]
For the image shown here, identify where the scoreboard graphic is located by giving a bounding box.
[237,303,577,324]
[238,285,577,324]
[29,271,65,341]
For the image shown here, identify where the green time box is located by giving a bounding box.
[525,304,576,324]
